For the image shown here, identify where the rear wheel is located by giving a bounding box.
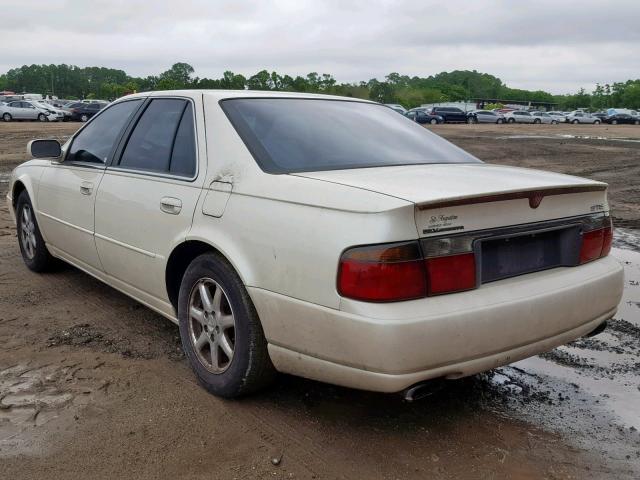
[80,114,89,122]
[507,118,515,123]
[594,120,601,125]
[572,119,579,124]
[533,118,541,124]
[496,118,504,124]
[551,120,558,124]
[178,253,276,398]
[429,118,437,125]
[16,191,55,272]
[612,119,618,125]
[2,112,11,122]
[635,120,639,125]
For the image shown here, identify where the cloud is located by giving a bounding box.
[1,0,639,93]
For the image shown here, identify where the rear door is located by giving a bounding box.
[94,95,206,302]
[37,98,143,270]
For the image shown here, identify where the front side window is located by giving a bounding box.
[222,98,481,174]
[118,98,196,177]
[67,99,142,164]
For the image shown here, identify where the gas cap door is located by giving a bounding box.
[202,180,233,218]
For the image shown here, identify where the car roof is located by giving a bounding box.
[119,89,374,104]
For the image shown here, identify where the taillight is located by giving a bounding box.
[337,242,427,302]
[579,215,613,264]
[338,239,477,302]
[425,253,476,295]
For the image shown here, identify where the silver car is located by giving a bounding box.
[547,111,567,123]
[566,111,601,124]
[468,110,505,124]
[530,112,558,124]
[0,100,58,122]
[503,110,536,124]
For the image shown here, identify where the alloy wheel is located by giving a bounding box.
[187,278,236,373]
[20,204,37,260]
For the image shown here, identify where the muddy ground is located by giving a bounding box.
[0,122,639,479]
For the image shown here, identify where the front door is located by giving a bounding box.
[94,96,205,302]
[36,99,144,270]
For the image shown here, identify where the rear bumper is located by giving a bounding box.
[251,256,623,392]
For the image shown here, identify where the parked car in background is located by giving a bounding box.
[503,110,535,123]
[604,113,639,125]
[406,108,444,124]
[467,110,505,124]
[566,111,601,124]
[429,106,468,123]
[0,100,58,122]
[7,90,623,398]
[385,103,407,114]
[69,102,106,122]
[530,112,557,124]
[547,111,567,123]
[32,101,66,122]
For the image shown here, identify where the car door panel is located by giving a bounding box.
[94,96,205,302]
[37,164,105,268]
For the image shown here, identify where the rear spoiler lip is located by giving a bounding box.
[416,184,607,211]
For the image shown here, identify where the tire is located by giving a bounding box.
[594,120,601,125]
[507,118,515,123]
[612,120,618,125]
[429,118,437,125]
[178,252,276,398]
[552,120,558,124]
[635,120,639,125]
[2,112,11,122]
[534,118,541,124]
[37,113,47,122]
[16,191,55,272]
[496,118,504,124]
[572,119,579,124]
[80,114,89,122]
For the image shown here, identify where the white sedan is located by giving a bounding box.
[1,100,59,122]
[7,90,624,398]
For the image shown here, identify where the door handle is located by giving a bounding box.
[160,197,182,215]
[80,182,93,195]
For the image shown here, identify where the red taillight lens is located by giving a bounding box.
[580,229,604,264]
[338,242,427,302]
[579,216,613,264]
[425,253,476,295]
[601,224,613,257]
[338,240,478,302]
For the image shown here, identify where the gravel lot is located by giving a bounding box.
[1,122,639,479]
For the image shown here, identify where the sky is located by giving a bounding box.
[2,0,639,94]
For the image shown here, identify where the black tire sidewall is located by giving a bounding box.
[178,253,270,397]
[3,113,11,122]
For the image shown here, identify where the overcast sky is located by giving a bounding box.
[2,0,639,94]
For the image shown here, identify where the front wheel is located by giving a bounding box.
[594,120,601,125]
[80,114,89,122]
[551,120,558,124]
[635,120,639,125]
[429,118,437,125]
[16,191,55,272]
[178,253,276,398]
[611,120,618,125]
[508,118,515,123]
[496,118,504,124]
[534,118,541,124]
[37,113,47,122]
[572,119,579,124]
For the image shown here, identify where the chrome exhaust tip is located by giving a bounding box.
[402,380,444,402]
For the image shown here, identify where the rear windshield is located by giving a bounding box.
[221,98,481,174]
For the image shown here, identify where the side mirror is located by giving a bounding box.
[27,139,62,159]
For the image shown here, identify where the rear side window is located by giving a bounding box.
[222,98,481,173]
[67,99,142,164]
[118,98,196,177]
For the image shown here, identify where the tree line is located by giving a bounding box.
[1,62,640,111]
